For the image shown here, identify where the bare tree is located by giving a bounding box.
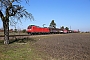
[0,0,34,45]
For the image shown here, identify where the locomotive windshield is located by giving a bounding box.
[27,26,32,29]
[27,25,35,29]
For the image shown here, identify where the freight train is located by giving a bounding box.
[26,25,69,35]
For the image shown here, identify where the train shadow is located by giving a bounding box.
[9,37,36,44]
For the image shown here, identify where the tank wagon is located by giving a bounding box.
[26,25,68,35]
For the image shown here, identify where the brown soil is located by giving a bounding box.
[34,33,90,60]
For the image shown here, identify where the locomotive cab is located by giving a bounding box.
[26,25,34,34]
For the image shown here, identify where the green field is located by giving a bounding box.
[0,37,50,60]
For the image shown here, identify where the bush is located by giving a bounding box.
[22,29,26,33]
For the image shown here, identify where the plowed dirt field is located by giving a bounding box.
[33,33,90,60]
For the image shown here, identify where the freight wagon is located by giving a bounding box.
[49,28,64,34]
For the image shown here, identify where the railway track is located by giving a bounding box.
[0,34,65,37]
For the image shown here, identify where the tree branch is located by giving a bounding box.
[0,10,4,21]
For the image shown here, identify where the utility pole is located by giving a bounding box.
[70,26,71,30]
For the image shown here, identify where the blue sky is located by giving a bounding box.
[0,0,90,31]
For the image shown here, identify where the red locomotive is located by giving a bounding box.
[26,25,68,35]
[27,25,50,34]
